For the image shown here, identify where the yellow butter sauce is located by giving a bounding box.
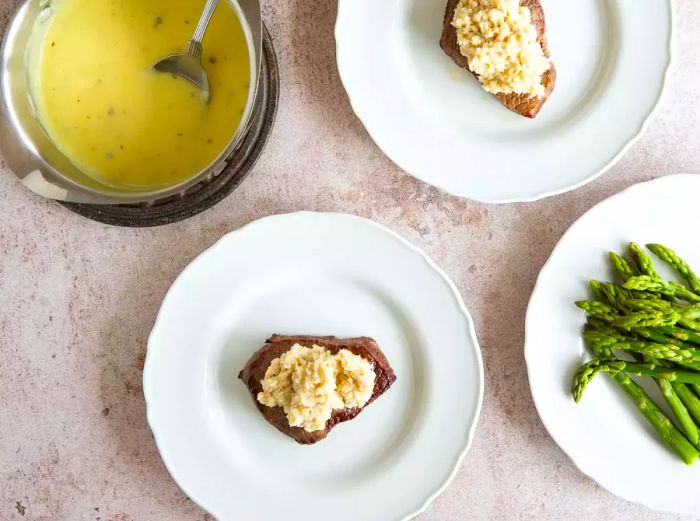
[33,0,250,190]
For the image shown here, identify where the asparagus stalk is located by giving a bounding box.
[624,276,700,303]
[609,252,637,282]
[592,320,700,445]
[634,328,700,371]
[632,334,700,375]
[580,336,699,464]
[647,244,700,294]
[623,299,700,330]
[629,242,660,279]
[576,300,619,323]
[583,327,627,346]
[636,328,683,346]
[614,310,680,330]
[583,330,700,364]
[629,359,700,381]
[589,276,700,438]
[574,359,700,397]
[585,317,622,336]
[670,282,700,303]
[620,298,671,313]
[577,298,684,330]
[679,319,700,334]
[644,323,700,438]
[673,383,700,429]
[589,280,636,308]
[612,375,698,465]
[574,244,700,463]
[623,338,700,446]
[586,320,700,371]
[661,381,700,446]
[657,326,700,346]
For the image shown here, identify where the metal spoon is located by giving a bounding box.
[152,0,220,102]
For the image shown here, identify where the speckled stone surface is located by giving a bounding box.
[1,0,699,520]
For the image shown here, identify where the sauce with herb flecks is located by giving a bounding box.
[32,0,250,190]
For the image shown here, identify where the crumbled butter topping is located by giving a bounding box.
[452,0,549,97]
[257,344,376,432]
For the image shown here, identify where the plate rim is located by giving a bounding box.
[143,211,485,520]
[334,0,676,204]
[524,173,699,514]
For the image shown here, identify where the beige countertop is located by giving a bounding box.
[2,0,699,519]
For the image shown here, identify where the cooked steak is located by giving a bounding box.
[239,335,397,445]
[439,0,556,118]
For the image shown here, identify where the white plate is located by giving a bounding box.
[525,174,700,515]
[144,212,483,521]
[335,0,673,203]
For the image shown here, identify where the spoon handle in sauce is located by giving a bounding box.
[187,0,221,58]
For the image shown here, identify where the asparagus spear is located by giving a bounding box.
[574,359,700,396]
[673,383,700,429]
[624,335,700,445]
[573,244,700,463]
[579,338,699,464]
[577,298,683,329]
[583,330,700,364]
[662,381,700,446]
[635,328,695,349]
[576,300,619,323]
[621,299,700,330]
[624,244,700,302]
[585,317,622,336]
[624,276,700,303]
[629,242,660,279]
[614,310,680,329]
[583,327,626,346]
[620,298,671,313]
[590,275,700,398]
[670,282,700,303]
[587,319,700,444]
[589,280,636,308]
[631,333,700,374]
[647,244,700,294]
[657,326,700,345]
[573,359,626,402]
[679,319,700,333]
[631,321,700,442]
[586,320,700,370]
[576,299,670,327]
[609,374,698,465]
[609,252,637,282]
[580,291,700,334]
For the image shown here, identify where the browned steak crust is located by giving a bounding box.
[439,0,556,118]
[239,335,397,445]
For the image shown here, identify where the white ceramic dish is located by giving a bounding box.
[144,212,483,521]
[525,174,700,515]
[335,0,673,203]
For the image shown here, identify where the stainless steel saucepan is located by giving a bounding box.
[0,0,262,204]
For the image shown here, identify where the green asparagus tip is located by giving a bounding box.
[572,358,625,402]
[586,317,607,330]
[629,242,646,259]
